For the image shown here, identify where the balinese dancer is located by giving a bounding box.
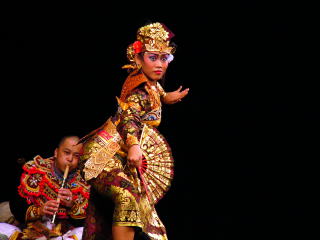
[80,22,189,240]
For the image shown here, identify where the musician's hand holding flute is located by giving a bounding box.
[36,164,73,222]
[41,189,73,215]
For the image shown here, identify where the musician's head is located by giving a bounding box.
[54,135,83,172]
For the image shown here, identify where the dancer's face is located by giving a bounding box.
[54,137,82,172]
[136,51,173,81]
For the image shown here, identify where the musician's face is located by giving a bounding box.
[54,137,83,172]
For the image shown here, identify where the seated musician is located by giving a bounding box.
[0,135,90,240]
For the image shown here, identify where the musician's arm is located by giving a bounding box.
[67,182,90,223]
[65,201,86,227]
[10,186,41,223]
[67,199,88,220]
[25,205,43,222]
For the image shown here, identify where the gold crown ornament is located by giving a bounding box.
[123,22,176,69]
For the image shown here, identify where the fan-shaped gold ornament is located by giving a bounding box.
[138,124,174,205]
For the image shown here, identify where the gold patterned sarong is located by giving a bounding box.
[80,119,168,240]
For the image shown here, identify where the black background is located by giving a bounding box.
[1,2,317,240]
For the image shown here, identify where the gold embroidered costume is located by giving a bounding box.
[81,22,176,240]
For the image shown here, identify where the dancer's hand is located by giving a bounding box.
[127,144,142,168]
[163,86,189,104]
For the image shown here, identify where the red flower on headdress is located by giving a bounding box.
[133,41,143,54]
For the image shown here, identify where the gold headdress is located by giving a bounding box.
[123,22,176,69]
